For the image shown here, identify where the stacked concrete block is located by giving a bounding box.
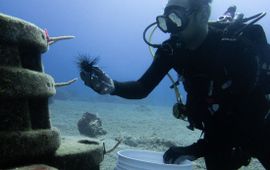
[0,13,104,170]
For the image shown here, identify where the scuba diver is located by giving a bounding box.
[79,0,270,169]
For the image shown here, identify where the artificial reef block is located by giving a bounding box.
[0,66,56,98]
[0,12,104,170]
[0,128,60,168]
[47,136,104,170]
[0,13,48,53]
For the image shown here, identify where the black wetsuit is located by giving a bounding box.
[112,26,270,169]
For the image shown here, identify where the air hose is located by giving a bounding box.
[147,24,183,104]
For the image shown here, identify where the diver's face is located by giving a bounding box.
[164,0,206,39]
[161,0,192,34]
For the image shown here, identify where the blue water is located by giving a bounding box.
[1,0,269,106]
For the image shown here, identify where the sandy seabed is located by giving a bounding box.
[50,100,264,170]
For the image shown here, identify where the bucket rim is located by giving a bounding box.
[117,149,192,168]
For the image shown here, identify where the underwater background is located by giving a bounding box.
[1,0,269,106]
[1,1,270,170]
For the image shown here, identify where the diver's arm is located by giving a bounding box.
[111,80,148,99]
[111,50,173,99]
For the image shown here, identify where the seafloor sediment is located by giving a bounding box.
[50,99,264,170]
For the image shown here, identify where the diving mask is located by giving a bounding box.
[156,7,193,34]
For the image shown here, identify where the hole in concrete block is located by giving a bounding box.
[19,47,42,72]
[78,139,99,145]
[29,98,51,129]
[41,33,46,40]
[0,44,22,66]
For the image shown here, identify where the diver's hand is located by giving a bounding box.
[80,66,115,95]
[163,146,196,164]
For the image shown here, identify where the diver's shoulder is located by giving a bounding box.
[156,39,174,56]
[161,37,175,46]
[207,23,224,38]
[158,37,184,55]
[153,38,180,58]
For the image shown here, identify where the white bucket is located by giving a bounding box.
[115,149,192,170]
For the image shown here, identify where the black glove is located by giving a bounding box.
[80,66,115,95]
[78,56,115,94]
[163,139,205,164]
[163,146,196,164]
